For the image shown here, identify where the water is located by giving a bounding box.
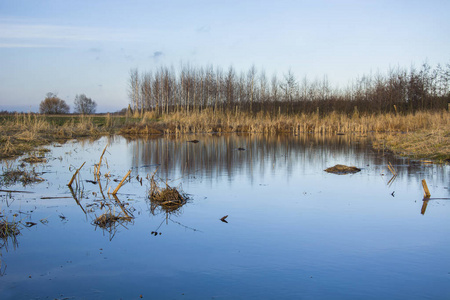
[0,134,449,299]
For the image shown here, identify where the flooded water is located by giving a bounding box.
[0,133,449,300]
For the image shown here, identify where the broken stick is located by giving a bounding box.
[96,144,108,180]
[111,170,131,195]
[422,179,431,198]
[68,162,86,187]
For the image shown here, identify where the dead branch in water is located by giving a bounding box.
[0,189,34,194]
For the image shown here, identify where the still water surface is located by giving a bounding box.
[0,134,449,299]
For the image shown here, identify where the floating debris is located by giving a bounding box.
[24,222,37,228]
[324,164,361,175]
[220,215,229,223]
[237,147,246,151]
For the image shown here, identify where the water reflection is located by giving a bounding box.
[125,133,449,186]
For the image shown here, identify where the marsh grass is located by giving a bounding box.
[373,129,450,163]
[148,171,188,215]
[1,110,448,162]
[123,110,449,135]
[0,216,21,250]
[0,113,114,159]
[22,155,47,164]
[1,167,44,186]
[93,210,132,229]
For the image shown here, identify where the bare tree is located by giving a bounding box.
[74,94,97,114]
[39,93,70,114]
[128,68,140,114]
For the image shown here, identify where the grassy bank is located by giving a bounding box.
[1,110,448,162]
[373,129,450,163]
[0,113,117,159]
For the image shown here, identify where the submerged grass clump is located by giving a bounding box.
[0,217,21,249]
[149,171,188,214]
[1,167,44,186]
[93,212,131,229]
[22,155,47,164]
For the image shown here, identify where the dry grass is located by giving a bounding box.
[93,211,131,229]
[0,113,110,159]
[124,109,449,162]
[1,110,448,162]
[373,129,450,163]
[148,171,188,214]
[0,217,21,250]
[125,109,449,135]
[22,155,47,164]
[1,166,44,186]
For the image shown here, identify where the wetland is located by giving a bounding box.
[0,133,449,299]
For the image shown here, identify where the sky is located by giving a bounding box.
[0,0,449,113]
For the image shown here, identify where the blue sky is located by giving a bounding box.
[0,0,449,112]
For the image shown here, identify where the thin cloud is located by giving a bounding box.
[0,20,142,48]
[0,43,67,48]
[152,51,163,58]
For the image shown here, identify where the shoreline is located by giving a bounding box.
[1,111,448,163]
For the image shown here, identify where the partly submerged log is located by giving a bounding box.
[325,164,361,175]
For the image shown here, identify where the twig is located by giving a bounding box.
[68,162,86,187]
[0,189,34,194]
[387,162,397,176]
[111,170,131,195]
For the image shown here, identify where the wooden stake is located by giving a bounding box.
[111,170,131,195]
[68,162,86,187]
[422,179,431,198]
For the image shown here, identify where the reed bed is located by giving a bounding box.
[122,109,449,135]
[1,110,448,162]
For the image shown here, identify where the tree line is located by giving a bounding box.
[129,62,450,116]
[39,93,97,114]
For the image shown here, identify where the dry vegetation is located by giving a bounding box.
[0,217,21,249]
[121,109,449,135]
[1,109,448,163]
[373,129,450,162]
[148,171,188,215]
[0,166,44,186]
[0,113,111,159]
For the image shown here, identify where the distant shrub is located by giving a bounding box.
[39,93,70,114]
